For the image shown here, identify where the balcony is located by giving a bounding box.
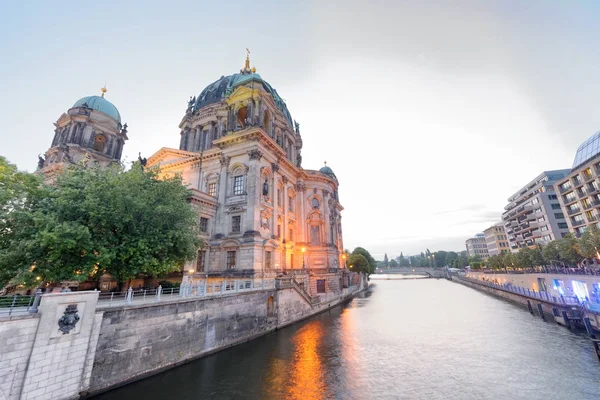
[588,215,598,223]
[589,186,600,195]
[572,219,586,227]
[567,207,581,216]
[595,164,600,175]
[593,198,600,207]
[584,173,595,182]
[563,196,578,205]
[577,189,587,198]
[559,185,573,194]
[583,202,593,210]
[572,177,584,187]
[523,232,533,239]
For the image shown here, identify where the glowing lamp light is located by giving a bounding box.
[302,247,306,253]
[35,276,41,281]
[189,269,195,274]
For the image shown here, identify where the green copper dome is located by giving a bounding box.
[72,95,121,123]
[319,165,337,180]
[194,73,293,127]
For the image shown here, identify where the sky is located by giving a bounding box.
[2,0,600,259]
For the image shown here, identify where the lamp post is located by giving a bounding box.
[302,247,306,270]
[342,254,347,270]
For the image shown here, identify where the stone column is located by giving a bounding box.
[296,183,306,244]
[323,190,330,246]
[247,149,263,233]
[271,163,279,235]
[216,155,230,235]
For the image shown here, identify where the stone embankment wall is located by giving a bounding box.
[0,275,366,399]
[89,289,277,393]
[454,276,562,317]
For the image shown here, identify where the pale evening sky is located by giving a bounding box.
[2,1,600,258]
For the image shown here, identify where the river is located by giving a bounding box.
[93,279,600,399]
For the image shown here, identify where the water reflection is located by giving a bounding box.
[286,321,326,400]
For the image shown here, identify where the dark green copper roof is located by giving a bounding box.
[194,73,293,127]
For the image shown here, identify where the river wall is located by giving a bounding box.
[0,274,367,400]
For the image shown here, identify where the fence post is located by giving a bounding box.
[221,280,226,293]
[156,285,162,301]
[29,289,42,314]
[126,287,133,304]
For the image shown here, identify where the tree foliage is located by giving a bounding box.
[0,161,201,288]
[350,247,376,274]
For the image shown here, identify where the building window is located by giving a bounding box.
[93,134,106,152]
[548,194,557,200]
[277,224,281,238]
[551,203,562,210]
[199,217,208,233]
[289,196,294,212]
[312,198,319,209]
[532,198,539,205]
[558,222,568,229]
[208,182,217,197]
[226,251,236,269]
[537,217,545,222]
[233,176,244,195]
[316,279,326,293]
[289,228,294,240]
[232,216,241,233]
[534,207,542,213]
[554,213,565,219]
[265,251,272,270]
[196,250,206,272]
[540,225,548,232]
[290,254,294,269]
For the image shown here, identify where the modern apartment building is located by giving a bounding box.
[484,222,510,256]
[502,170,571,252]
[555,131,600,236]
[465,233,489,259]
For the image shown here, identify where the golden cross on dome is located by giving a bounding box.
[324,161,327,166]
[100,82,107,98]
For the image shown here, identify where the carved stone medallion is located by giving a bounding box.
[58,304,80,335]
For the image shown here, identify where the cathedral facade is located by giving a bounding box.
[147,55,345,279]
[38,55,346,292]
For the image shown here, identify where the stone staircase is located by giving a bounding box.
[276,276,320,306]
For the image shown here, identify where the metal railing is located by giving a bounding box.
[97,278,276,308]
[0,290,41,316]
[459,276,580,305]
[480,266,600,276]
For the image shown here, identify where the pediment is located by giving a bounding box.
[146,147,200,169]
[225,86,260,106]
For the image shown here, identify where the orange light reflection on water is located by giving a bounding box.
[286,321,326,400]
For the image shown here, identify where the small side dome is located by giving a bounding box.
[319,164,337,180]
[72,95,121,123]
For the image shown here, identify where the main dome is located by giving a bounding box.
[193,72,293,126]
[572,130,600,170]
[72,95,121,123]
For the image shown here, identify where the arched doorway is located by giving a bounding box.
[267,296,275,317]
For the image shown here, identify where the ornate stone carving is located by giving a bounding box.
[58,304,80,335]
[248,149,263,160]
[37,155,45,170]
[322,189,330,198]
[271,162,279,172]
[220,155,230,167]
[294,182,306,192]
[263,179,269,196]
[282,176,288,184]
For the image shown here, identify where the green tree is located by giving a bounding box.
[504,252,516,269]
[348,253,370,274]
[445,251,458,267]
[0,162,201,288]
[542,241,560,264]
[516,247,533,268]
[529,246,545,267]
[351,247,377,274]
[389,258,398,268]
[487,255,502,269]
[383,253,389,268]
[579,225,600,259]
[557,233,583,266]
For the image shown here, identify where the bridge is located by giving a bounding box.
[371,267,449,279]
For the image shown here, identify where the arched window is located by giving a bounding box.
[267,296,275,317]
[237,106,248,128]
[312,198,320,209]
[93,134,106,152]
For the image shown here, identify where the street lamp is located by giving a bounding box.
[342,254,347,269]
[302,247,306,269]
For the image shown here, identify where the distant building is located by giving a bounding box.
[465,233,489,259]
[484,222,510,256]
[555,131,600,236]
[502,170,570,252]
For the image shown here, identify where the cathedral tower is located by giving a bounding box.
[38,86,128,178]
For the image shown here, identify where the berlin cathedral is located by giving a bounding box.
[39,54,345,289]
